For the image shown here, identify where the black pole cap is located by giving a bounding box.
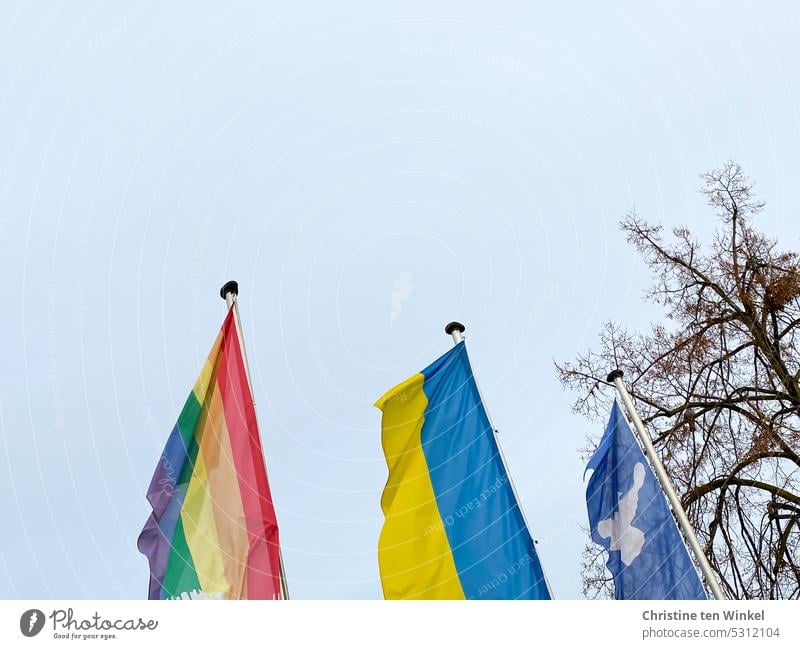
[606,369,624,382]
[219,280,239,300]
[445,321,466,336]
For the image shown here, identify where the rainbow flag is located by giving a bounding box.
[137,307,283,600]
[375,341,550,599]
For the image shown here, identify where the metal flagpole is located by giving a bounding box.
[606,369,725,600]
[220,281,290,601]
[445,322,555,599]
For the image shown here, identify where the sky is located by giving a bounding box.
[1,0,800,600]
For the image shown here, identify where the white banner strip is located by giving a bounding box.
[0,600,796,648]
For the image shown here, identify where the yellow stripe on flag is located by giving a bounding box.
[197,376,249,598]
[179,355,229,596]
[375,374,465,599]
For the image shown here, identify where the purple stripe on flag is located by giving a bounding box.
[137,489,185,599]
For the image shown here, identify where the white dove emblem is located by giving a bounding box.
[597,462,646,566]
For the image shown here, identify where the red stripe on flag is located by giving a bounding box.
[217,308,282,599]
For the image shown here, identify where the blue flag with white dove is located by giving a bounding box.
[585,402,706,599]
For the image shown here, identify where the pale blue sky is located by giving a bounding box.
[2,1,800,599]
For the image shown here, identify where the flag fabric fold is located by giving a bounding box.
[585,402,706,599]
[137,307,282,600]
[375,342,550,600]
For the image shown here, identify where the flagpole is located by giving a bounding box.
[220,281,290,601]
[445,322,555,599]
[606,369,725,600]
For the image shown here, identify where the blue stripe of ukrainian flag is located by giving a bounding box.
[375,341,550,600]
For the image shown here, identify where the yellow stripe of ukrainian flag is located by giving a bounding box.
[375,373,465,599]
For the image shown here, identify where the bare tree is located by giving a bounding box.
[558,162,800,599]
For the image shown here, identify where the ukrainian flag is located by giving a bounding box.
[375,341,550,599]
